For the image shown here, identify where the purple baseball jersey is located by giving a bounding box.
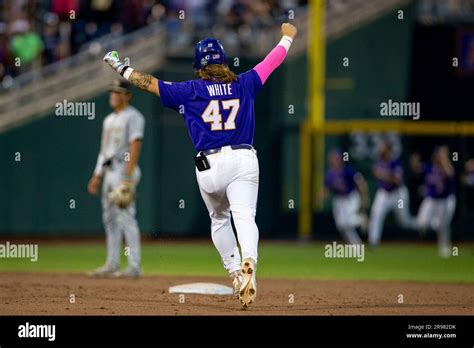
[373,159,403,191]
[422,164,456,198]
[324,166,358,196]
[158,70,262,152]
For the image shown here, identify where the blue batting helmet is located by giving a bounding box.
[193,38,227,70]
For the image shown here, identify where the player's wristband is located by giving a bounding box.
[279,35,293,52]
[120,66,134,80]
[122,174,132,181]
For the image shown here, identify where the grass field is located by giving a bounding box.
[0,241,472,283]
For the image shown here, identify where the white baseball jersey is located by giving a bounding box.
[94,105,145,176]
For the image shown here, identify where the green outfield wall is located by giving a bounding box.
[0,4,417,237]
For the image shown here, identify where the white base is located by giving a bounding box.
[169,283,233,295]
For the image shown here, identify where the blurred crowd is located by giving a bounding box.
[418,0,474,22]
[0,0,307,84]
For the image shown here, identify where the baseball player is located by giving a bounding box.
[87,80,145,278]
[319,149,369,245]
[103,23,297,307]
[411,146,456,258]
[462,158,474,187]
[368,141,416,247]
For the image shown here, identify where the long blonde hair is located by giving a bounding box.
[196,64,237,83]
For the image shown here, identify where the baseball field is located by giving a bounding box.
[1,240,472,315]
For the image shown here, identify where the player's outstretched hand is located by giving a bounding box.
[281,23,297,40]
[104,51,126,74]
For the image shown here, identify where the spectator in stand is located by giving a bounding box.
[0,0,307,83]
[9,19,43,74]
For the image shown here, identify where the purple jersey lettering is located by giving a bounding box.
[158,70,262,151]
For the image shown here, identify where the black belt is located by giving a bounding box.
[103,157,124,168]
[201,144,253,156]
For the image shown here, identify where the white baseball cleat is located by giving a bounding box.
[230,270,243,298]
[87,264,119,278]
[239,258,257,308]
[439,247,451,259]
[112,267,143,279]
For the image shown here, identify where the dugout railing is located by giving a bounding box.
[0,22,166,132]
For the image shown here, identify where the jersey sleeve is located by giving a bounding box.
[392,160,403,177]
[324,173,330,187]
[128,111,145,143]
[420,163,430,175]
[253,44,288,84]
[238,70,263,98]
[158,80,193,111]
[346,166,358,183]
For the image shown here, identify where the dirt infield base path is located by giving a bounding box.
[1,273,472,315]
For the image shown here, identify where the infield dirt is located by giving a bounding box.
[1,273,472,315]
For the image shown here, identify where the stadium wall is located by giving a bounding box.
[0,57,303,237]
[0,4,424,239]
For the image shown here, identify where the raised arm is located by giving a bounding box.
[103,51,160,96]
[253,23,297,84]
[438,146,455,177]
[410,153,423,174]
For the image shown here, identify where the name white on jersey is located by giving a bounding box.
[206,84,232,97]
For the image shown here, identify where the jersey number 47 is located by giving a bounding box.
[201,99,240,131]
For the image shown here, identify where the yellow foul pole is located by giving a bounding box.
[299,0,325,240]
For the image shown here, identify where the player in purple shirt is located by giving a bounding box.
[368,141,416,247]
[103,23,298,307]
[411,146,456,258]
[319,149,369,245]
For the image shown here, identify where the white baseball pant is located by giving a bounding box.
[416,195,456,257]
[332,191,364,245]
[101,162,142,270]
[368,186,416,246]
[196,146,259,274]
